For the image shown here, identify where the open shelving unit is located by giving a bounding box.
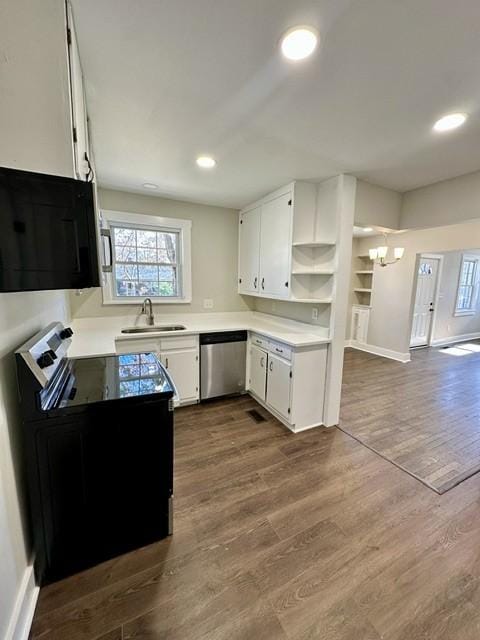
[351,254,374,306]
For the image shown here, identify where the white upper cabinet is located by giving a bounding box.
[67,3,90,180]
[238,206,261,294]
[238,180,337,303]
[259,192,292,297]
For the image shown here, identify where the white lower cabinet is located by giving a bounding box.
[249,344,268,400]
[248,333,327,432]
[265,353,292,420]
[160,349,199,404]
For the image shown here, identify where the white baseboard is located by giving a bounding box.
[430,332,480,348]
[5,565,39,640]
[347,340,411,363]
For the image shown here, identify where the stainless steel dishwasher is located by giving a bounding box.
[200,331,247,400]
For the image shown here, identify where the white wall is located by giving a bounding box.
[70,188,253,318]
[0,0,74,637]
[355,220,480,355]
[432,249,480,342]
[355,180,402,229]
[401,170,480,230]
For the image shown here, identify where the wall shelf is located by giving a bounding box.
[292,241,335,248]
[290,297,333,304]
[292,269,335,275]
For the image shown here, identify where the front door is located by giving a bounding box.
[410,257,440,347]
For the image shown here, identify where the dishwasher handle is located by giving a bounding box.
[200,331,247,345]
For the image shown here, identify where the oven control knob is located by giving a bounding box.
[59,327,73,339]
[37,352,55,369]
[47,349,58,360]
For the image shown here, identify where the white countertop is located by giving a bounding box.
[69,311,330,358]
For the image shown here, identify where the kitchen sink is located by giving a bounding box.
[121,325,187,334]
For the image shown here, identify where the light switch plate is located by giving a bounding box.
[203,299,214,309]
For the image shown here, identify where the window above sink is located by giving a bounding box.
[100,210,192,305]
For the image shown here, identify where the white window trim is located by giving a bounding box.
[454,254,480,317]
[100,209,192,305]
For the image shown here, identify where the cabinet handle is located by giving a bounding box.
[269,360,273,372]
[260,357,265,368]
[165,357,169,369]
[275,347,282,353]
[254,276,257,289]
[261,277,265,290]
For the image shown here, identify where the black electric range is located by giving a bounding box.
[16,322,175,585]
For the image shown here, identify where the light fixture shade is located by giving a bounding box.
[369,248,378,260]
[394,247,405,260]
[377,246,388,259]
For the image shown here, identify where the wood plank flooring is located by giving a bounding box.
[340,342,480,493]
[31,383,480,639]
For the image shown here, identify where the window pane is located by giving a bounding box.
[137,230,157,247]
[138,265,159,281]
[115,264,138,280]
[159,281,175,296]
[159,266,175,281]
[115,245,137,262]
[137,248,157,263]
[114,227,136,246]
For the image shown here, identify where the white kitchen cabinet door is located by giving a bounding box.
[259,193,292,297]
[160,349,199,403]
[238,206,261,294]
[266,353,292,421]
[67,3,90,180]
[249,345,267,401]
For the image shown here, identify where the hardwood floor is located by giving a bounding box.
[340,343,480,493]
[31,383,480,640]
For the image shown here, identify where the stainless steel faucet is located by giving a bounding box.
[141,298,154,326]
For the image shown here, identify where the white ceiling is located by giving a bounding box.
[72,0,480,209]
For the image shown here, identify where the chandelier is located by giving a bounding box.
[369,234,405,267]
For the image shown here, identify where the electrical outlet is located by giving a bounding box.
[203,298,214,309]
[312,308,319,321]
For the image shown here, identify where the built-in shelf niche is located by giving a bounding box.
[291,272,334,303]
[292,244,336,273]
[352,254,374,306]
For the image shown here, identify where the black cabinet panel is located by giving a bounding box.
[0,166,99,292]
[28,398,173,585]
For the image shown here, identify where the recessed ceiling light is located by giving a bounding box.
[142,182,158,190]
[196,155,216,169]
[363,227,373,232]
[281,26,318,61]
[433,112,467,132]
